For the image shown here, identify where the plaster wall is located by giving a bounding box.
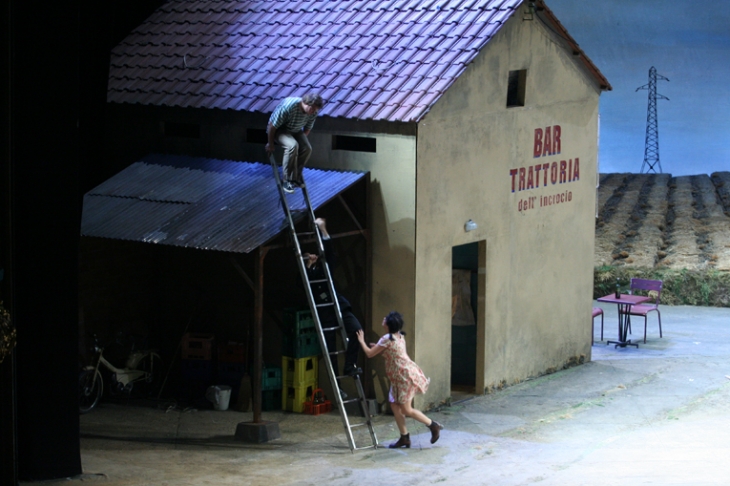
[415,12,601,404]
[309,132,418,341]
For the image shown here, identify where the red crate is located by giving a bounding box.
[218,341,246,364]
[303,388,332,416]
[181,333,215,360]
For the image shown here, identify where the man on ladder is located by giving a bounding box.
[265,92,324,193]
[267,94,378,450]
[303,218,363,396]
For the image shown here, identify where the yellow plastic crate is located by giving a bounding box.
[282,356,318,387]
[282,381,316,413]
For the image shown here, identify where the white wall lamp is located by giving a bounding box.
[464,219,477,232]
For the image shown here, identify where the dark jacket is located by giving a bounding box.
[304,238,351,314]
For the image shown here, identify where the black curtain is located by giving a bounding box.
[1,0,163,482]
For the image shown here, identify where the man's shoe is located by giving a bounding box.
[282,181,294,193]
[343,365,362,377]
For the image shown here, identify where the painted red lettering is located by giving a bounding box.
[510,168,518,192]
[573,158,580,181]
[542,163,550,186]
[542,126,552,157]
[553,125,561,154]
[519,167,526,191]
[550,162,558,184]
[533,129,543,158]
[526,165,534,189]
[559,160,567,183]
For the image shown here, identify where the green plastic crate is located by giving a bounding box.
[283,308,316,336]
[261,365,282,391]
[282,333,321,359]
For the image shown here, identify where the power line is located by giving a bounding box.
[636,66,669,174]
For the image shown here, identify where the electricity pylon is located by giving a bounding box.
[636,66,669,174]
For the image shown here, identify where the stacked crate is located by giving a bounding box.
[261,364,282,411]
[281,309,321,413]
[179,333,215,400]
[217,341,246,403]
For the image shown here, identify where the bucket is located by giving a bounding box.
[205,385,232,411]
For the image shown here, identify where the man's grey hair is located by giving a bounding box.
[302,92,324,108]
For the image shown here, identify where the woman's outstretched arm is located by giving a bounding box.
[356,330,384,358]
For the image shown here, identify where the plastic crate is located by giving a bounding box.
[283,308,316,336]
[262,389,282,411]
[282,356,318,387]
[218,341,246,364]
[282,333,321,359]
[261,365,282,391]
[303,388,332,416]
[181,333,215,360]
[180,359,213,382]
[282,382,316,413]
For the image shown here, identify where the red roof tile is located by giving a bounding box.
[108,0,610,123]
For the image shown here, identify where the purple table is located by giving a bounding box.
[596,294,651,348]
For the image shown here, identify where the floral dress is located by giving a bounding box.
[376,333,430,404]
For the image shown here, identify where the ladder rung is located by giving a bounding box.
[328,349,345,356]
[337,372,361,380]
[354,444,378,451]
[316,302,334,308]
[349,422,370,428]
[342,398,360,405]
[322,326,340,332]
[309,278,328,284]
[297,231,316,237]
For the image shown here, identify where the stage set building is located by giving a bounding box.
[91,0,611,409]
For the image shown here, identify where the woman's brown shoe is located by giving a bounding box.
[428,420,443,444]
[389,433,411,449]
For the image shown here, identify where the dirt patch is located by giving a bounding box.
[596,172,730,271]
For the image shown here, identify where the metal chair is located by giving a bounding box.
[592,307,604,344]
[628,278,663,343]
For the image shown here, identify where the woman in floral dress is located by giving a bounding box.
[356,311,443,448]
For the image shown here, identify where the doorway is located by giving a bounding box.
[451,242,481,402]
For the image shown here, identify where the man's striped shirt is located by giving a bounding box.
[269,97,318,132]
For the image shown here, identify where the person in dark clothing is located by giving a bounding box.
[302,218,363,381]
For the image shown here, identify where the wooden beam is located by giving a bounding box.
[252,246,268,423]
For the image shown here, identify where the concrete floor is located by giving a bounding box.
[25,304,730,486]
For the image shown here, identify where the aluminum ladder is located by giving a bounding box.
[268,155,378,452]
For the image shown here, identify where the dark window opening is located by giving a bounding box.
[246,128,268,144]
[332,135,376,153]
[507,69,527,107]
[164,121,200,139]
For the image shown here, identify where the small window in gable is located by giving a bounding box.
[506,69,527,108]
[246,128,268,144]
[332,135,376,153]
[164,121,200,139]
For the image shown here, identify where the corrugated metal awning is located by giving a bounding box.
[81,153,367,253]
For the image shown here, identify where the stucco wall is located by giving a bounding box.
[415,12,601,404]
[310,131,417,331]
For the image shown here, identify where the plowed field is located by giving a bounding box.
[595,172,730,271]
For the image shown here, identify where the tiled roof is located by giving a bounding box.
[108,0,524,122]
[81,153,366,253]
[108,0,610,123]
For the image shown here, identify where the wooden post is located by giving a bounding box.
[252,246,267,423]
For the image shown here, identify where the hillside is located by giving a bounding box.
[595,172,730,271]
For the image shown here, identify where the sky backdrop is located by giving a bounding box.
[547,0,730,176]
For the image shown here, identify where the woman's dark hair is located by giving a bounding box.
[385,311,406,341]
